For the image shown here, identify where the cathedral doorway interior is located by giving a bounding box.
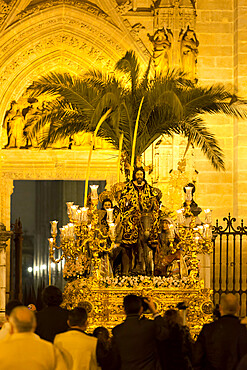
[10,179,106,301]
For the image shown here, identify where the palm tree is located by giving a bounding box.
[27,51,247,174]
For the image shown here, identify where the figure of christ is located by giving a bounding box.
[118,167,160,276]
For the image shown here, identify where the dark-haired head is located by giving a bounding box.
[132,167,145,182]
[164,309,183,326]
[42,285,63,307]
[68,307,87,327]
[93,326,109,340]
[123,294,142,315]
[101,198,113,210]
[5,299,24,317]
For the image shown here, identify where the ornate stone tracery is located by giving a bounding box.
[18,0,113,23]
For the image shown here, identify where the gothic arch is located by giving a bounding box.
[0,4,149,146]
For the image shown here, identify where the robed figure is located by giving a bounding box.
[118,167,160,275]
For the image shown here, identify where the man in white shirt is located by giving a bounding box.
[0,299,23,341]
[54,307,99,370]
[0,306,66,370]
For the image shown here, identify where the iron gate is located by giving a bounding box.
[212,213,247,317]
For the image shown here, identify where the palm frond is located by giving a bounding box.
[26,51,247,172]
[115,51,140,96]
[181,116,225,171]
[28,72,98,116]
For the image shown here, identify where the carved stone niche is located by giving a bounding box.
[152,0,196,32]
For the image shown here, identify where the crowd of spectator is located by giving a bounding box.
[0,286,247,370]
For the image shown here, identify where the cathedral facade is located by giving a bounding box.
[0,0,247,308]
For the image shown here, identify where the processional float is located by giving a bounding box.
[48,179,214,336]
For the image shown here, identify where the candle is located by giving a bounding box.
[66,202,74,217]
[76,209,82,222]
[50,221,58,235]
[109,223,116,238]
[204,224,209,238]
[71,205,79,220]
[185,186,193,202]
[64,225,69,239]
[194,236,200,244]
[176,209,184,225]
[48,238,54,248]
[204,209,212,224]
[59,228,65,242]
[90,185,99,200]
[198,225,204,234]
[81,207,88,223]
[168,224,175,238]
[68,223,75,239]
[106,208,114,224]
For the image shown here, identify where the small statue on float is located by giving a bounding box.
[154,213,188,279]
[182,182,202,226]
[97,192,120,278]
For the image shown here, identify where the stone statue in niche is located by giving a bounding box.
[3,95,71,149]
[148,27,173,76]
[23,97,42,148]
[3,95,106,150]
[179,25,199,80]
[4,101,26,149]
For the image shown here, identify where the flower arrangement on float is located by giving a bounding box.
[101,275,195,289]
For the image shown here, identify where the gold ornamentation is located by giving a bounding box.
[99,190,114,204]
[110,182,126,202]
[62,277,212,337]
[49,191,117,281]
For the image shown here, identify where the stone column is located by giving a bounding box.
[0,177,14,302]
[0,223,12,322]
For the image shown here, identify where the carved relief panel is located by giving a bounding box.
[118,0,198,76]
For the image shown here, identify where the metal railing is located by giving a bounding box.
[212,213,247,316]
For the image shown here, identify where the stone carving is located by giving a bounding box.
[179,26,199,80]
[0,0,9,25]
[152,0,195,8]
[1,164,117,182]
[116,0,132,15]
[180,0,196,9]
[151,0,196,43]
[131,23,145,37]
[23,98,46,148]
[18,0,112,24]
[2,93,111,150]
[148,28,173,76]
[3,101,26,149]
[0,20,118,89]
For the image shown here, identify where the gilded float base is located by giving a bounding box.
[62,277,213,337]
